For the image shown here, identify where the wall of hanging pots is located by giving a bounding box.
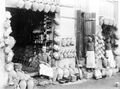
[0,11,16,77]
[6,0,60,13]
[59,37,76,59]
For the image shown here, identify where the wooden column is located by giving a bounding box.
[0,0,8,89]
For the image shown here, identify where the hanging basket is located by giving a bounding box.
[16,0,25,9]
[32,1,39,11]
[44,4,51,13]
[38,2,44,12]
[24,0,32,10]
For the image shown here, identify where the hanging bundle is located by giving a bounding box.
[16,0,25,9]
[24,0,32,10]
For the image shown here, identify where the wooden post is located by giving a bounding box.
[0,0,8,89]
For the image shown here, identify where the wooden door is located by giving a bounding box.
[76,11,96,59]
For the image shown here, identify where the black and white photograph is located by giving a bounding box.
[0,0,120,89]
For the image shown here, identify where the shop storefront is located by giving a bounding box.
[0,0,120,89]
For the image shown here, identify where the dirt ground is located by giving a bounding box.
[6,73,120,89]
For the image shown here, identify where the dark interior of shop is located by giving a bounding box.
[6,8,55,70]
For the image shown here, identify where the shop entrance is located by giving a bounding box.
[76,10,96,59]
[6,8,55,72]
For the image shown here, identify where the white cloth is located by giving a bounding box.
[86,51,96,68]
[106,50,116,68]
[39,64,53,78]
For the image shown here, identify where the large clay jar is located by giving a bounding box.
[27,79,34,89]
[19,80,27,89]
[24,0,32,10]
[16,0,24,8]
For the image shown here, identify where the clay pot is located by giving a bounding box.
[55,5,60,13]
[16,0,24,8]
[24,0,32,10]
[32,1,39,11]
[63,68,70,78]
[19,80,27,89]
[0,42,5,48]
[6,51,14,63]
[4,36,15,48]
[106,69,113,77]
[71,75,77,82]
[50,4,55,12]
[6,11,12,19]
[38,2,44,12]
[44,4,51,13]
[5,46,11,54]
[94,69,102,79]
[4,20,11,29]
[69,68,75,76]
[54,45,59,51]
[101,68,106,77]
[53,52,59,59]
[5,27,12,35]
[27,79,34,89]
[5,62,14,72]
[57,68,64,80]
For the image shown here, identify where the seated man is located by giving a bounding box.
[38,46,53,79]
